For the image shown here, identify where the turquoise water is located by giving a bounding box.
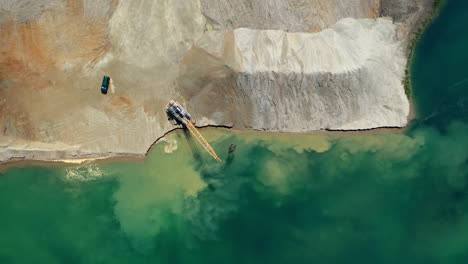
[1,1,468,263]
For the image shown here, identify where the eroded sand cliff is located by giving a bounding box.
[0,0,434,162]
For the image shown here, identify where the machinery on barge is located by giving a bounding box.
[166,100,222,162]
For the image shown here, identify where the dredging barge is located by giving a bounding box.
[166,100,222,162]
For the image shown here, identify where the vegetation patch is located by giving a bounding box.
[404,0,446,97]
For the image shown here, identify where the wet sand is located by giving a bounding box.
[1,122,411,173]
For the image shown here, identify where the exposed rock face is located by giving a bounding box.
[0,0,434,162]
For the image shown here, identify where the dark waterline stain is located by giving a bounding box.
[1,0,468,263]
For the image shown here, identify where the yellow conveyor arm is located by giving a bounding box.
[185,121,222,162]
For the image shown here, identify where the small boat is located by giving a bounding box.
[228,144,237,153]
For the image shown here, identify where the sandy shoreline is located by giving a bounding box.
[0,121,414,173]
[0,154,146,173]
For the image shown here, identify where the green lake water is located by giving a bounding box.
[1,1,468,263]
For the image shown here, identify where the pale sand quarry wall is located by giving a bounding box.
[0,0,432,162]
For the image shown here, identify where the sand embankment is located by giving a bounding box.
[0,0,434,163]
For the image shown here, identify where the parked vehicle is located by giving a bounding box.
[101,76,110,94]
